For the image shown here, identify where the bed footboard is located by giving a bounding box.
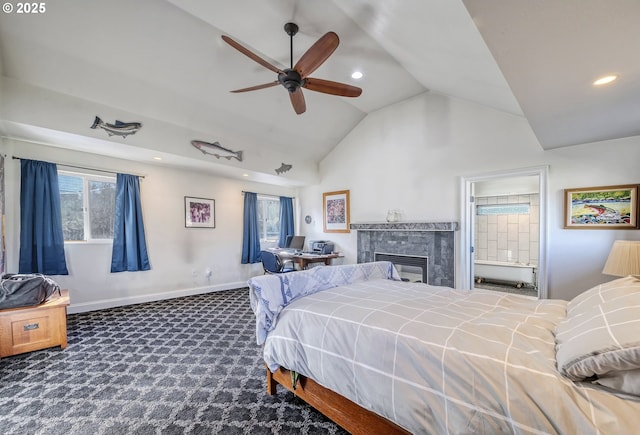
[267,366,410,435]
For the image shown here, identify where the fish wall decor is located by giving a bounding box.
[191,140,243,162]
[91,116,142,138]
[275,163,292,174]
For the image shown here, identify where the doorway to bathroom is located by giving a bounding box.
[460,166,548,299]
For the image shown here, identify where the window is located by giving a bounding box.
[477,203,530,215]
[58,171,116,241]
[257,195,280,244]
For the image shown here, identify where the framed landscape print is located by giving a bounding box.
[323,190,350,233]
[563,184,639,229]
[185,196,215,228]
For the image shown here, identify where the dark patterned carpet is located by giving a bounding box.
[0,289,348,435]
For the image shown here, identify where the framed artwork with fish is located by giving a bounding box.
[563,184,639,229]
[323,190,350,233]
[185,196,215,228]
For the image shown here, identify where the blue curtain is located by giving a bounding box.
[241,192,261,264]
[111,174,151,272]
[278,196,294,248]
[19,159,68,275]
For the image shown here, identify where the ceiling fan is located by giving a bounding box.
[221,22,362,115]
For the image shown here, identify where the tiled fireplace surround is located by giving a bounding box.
[350,222,458,287]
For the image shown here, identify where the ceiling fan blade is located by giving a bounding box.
[221,35,284,74]
[294,32,339,78]
[230,81,279,93]
[289,88,306,114]
[303,77,362,97]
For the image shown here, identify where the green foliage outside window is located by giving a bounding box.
[58,172,115,241]
[257,196,280,242]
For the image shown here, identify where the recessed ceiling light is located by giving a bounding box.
[593,75,618,86]
[242,173,249,177]
[351,71,363,79]
[153,156,162,161]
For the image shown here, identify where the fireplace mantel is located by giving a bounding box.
[350,222,458,231]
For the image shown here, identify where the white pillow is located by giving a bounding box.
[555,276,640,396]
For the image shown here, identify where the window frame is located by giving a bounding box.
[58,169,117,243]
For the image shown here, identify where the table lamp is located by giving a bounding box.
[602,240,640,277]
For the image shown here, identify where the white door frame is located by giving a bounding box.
[459,165,549,298]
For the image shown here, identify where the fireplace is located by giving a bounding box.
[374,252,428,283]
[351,221,457,287]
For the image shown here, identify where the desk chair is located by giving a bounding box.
[260,250,295,274]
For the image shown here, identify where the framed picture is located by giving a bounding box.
[323,190,350,233]
[563,184,639,229]
[185,196,215,228]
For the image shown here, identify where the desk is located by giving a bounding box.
[276,251,342,270]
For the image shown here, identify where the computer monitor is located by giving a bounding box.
[284,235,294,248]
[288,235,305,251]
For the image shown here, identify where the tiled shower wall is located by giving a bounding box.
[474,194,539,266]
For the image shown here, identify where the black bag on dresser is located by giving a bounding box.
[0,273,61,310]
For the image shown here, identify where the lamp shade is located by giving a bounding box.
[602,240,640,277]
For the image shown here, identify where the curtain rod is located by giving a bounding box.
[12,156,145,179]
[242,190,295,199]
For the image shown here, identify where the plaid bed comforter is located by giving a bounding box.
[256,277,640,434]
[248,261,399,345]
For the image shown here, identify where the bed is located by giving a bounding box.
[247,261,640,434]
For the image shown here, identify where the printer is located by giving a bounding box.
[310,240,334,254]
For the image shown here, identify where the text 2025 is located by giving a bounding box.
[17,2,46,13]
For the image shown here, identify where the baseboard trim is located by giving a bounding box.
[66,281,248,314]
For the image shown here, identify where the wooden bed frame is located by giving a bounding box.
[267,366,410,435]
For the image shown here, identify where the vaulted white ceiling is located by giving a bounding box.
[1,0,637,186]
[464,0,640,149]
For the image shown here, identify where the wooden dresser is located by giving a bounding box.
[0,289,70,359]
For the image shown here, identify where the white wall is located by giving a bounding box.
[297,92,640,300]
[4,91,639,306]
[1,139,295,312]
[1,77,320,186]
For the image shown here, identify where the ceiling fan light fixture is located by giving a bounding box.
[593,74,618,86]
